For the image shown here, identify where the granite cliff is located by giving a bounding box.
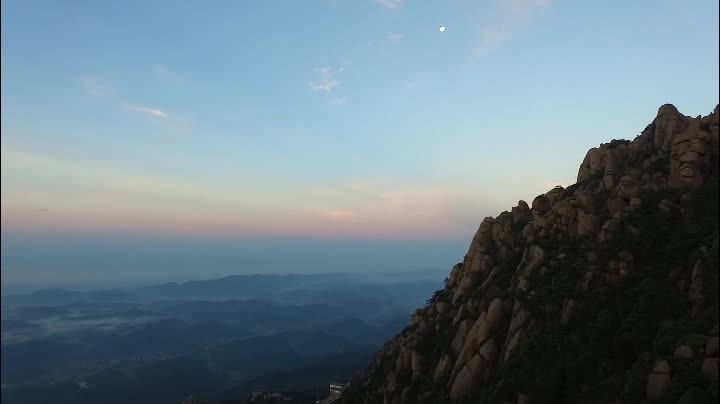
[340,104,720,404]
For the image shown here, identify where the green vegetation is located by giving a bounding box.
[562,168,603,198]
[477,176,719,404]
[604,139,632,149]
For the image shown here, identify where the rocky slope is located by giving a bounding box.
[340,104,720,404]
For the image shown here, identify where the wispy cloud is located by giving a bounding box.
[474,0,552,56]
[387,32,404,42]
[309,67,339,93]
[79,75,187,126]
[309,67,348,106]
[316,178,488,237]
[1,147,485,238]
[80,77,115,98]
[152,64,182,82]
[374,0,403,9]
[125,105,169,119]
[0,147,299,235]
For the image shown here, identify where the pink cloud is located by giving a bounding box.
[324,209,356,220]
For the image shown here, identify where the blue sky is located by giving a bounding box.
[1,0,718,286]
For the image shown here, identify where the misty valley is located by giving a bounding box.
[1,272,445,404]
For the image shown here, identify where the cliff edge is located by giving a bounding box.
[340,104,720,404]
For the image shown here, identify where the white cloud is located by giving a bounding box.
[374,0,403,9]
[79,76,183,125]
[80,77,115,98]
[309,67,339,93]
[387,32,405,42]
[125,105,169,119]
[474,0,552,56]
[309,67,347,105]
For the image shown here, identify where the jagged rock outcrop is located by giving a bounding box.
[341,105,720,404]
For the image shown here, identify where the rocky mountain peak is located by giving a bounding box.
[340,104,720,404]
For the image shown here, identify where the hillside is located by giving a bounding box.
[340,104,720,404]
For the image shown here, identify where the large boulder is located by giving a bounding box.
[654,104,689,152]
[574,190,596,213]
[673,345,694,362]
[449,364,474,401]
[531,195,551,216]
[598,218,622,242]
[512,200,532,225]
[701,358,719,382]
[433,355,452,385]
[705,336,719,357]
[452,271,480,303]
[503,301,530,361]
[603,150,623,189]
[452,299,504,375]
[616,173,642,198]
[411,351,428,372]
[646,360,672,401]
[577,211,601,237]
[669,120,711,191]
[577,147,605,182]
[451,320,471,355]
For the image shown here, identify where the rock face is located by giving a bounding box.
[340,105,720,404]
[646,360,672,401]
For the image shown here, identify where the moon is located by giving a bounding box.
[439,26,446,32]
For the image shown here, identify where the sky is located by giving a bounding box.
[1,0,718,288]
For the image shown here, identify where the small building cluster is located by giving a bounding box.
[316,382,348,404]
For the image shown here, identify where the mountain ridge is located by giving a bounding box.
[339,104,720,404]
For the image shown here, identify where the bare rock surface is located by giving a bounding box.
[340,105,720,404]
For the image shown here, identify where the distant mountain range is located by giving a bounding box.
[2,270,446,307]
[1,269,446,404]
